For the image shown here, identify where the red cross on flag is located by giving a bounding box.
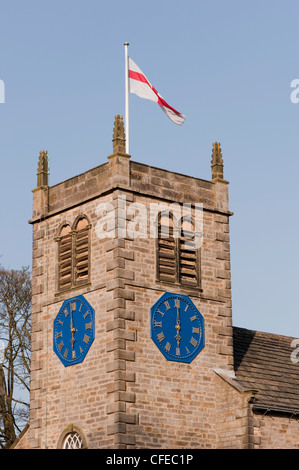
[128,57,186,126]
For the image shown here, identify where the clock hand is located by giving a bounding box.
[70,308,76,348]
[174,305,181,346]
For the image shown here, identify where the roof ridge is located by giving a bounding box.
[233,325,297,341]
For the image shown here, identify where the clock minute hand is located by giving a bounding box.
[70,308,76,348]
[174,306,181,345]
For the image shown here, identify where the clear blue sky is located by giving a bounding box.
[0,0,298,337]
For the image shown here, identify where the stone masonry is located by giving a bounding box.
[14,115,275,449]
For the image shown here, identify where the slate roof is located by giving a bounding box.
[233,326,299,414]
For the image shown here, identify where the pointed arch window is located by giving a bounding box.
[74,217,90,286]
[157,213,177,284]
[179,217,198,287]
[58,224,73,291]
[63,432,83,449]
[57,425,87,449]
[57,216,91,292]
[157,214,200,288]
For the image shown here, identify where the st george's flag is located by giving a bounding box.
[128,57,185,126]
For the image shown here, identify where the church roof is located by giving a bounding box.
[233,326,299,414]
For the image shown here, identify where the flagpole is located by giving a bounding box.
[124,42,130,154]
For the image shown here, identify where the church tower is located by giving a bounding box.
[18,116,244,449]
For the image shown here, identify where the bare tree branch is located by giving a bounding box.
[0,266,31,449]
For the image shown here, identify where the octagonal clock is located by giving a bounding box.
[53,295,95,367]
[151,292,204,363]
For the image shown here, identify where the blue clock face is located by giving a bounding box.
[53,295,95,367]
[151,293,204,363]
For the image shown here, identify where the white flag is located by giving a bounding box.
[128,57,185,125]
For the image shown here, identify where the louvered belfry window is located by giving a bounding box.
[74,218,90,285]
[157,214,176,284]
[179,218,198,287]
[157,214,199,287]
[58,225,73,291]
[57,217,90,291]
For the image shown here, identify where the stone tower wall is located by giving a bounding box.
[25,118,235,449]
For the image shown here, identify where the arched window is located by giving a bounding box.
[179,218,198,287]
[157,213,200,288]
[56,216,90,292]
[74,217,90,286]
[57,425,87,449]
[63,432,83,449]
[58,224,72,291]
[157,213,177,284]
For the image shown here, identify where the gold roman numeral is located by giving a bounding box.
[154,321,163,328]
[190,337,198,347]
[165,342,171,352]
[157,332,165,342]
[83,334,90,344]
[85,322,92,330]
[174,298,180,308]
[164,300,171,310]
[70,302,76,312]
[58,341,64,351]
[157,309,165,317]
[56,331,63,339]
[192,327,200,334]
[64,349,68,358]
[190,315,197,322]
[176,347,181,357]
